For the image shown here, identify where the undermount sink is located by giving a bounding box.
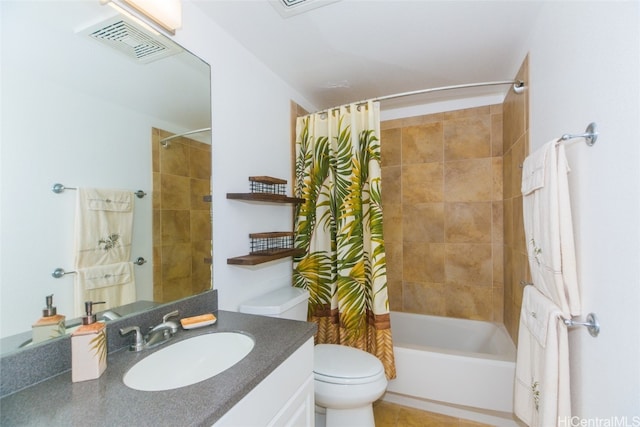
[123,332,255,391]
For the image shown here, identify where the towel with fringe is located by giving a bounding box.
[73,262,136,316]
[74,188,133,268]
[521,140,580,317]
[514,285,571,426]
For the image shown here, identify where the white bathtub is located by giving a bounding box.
[386,311,516,414]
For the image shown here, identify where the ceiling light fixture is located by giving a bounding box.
[100,0,182,35]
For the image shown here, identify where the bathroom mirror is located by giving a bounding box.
[0,1,212,352]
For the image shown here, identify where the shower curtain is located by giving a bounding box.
[293,101,395,379]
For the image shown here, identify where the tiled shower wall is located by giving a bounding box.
[502,57,530,343]
[381,106,505,322]
[152,128,212,303]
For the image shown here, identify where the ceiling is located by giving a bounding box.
[192,0,543,111]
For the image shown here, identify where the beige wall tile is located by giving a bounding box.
[190,178,211,210]
[492,201,504,243]
[161,174,191,210]
[444,158,492,202]
[444,283,493,320]
[160,210,190,244]
[382,165,401,206]
[445,243,492,286]
[444,116,491,161]
[402,162,443,204]
[382,202,402,244]
[161,242,192,280]
[491,111,504,157]
[190,210,212,242]
[443,106,490,120]
[444,202,492,243]
[403,242,445,284]
[381,128,402,167]
[387,279,403,311]
[403,203,444,243]
[160,140,190,177]
[190,146,211,180]
[402,281,446,316]
[402,122,443,164]
[385,241,403,282]
[492,157,503,201]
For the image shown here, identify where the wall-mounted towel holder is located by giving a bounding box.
[52,183,147,199]
[52,257,147,278]
[519,280,600,337]
[557,122,598,146]
[563,313,600,337]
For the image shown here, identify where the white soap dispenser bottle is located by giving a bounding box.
[71,301,107,382]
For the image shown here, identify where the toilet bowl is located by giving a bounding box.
[238,287,388,427]
[314,344,387,427]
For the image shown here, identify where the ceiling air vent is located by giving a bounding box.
[269,0,341,18]
[78,16,182,64]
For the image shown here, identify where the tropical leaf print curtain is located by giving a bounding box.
[293,101,395,379]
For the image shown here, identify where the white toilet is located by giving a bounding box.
[239,287,387,427]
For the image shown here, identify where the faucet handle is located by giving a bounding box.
[120,326,144,352]
[162,310,179,323]
[162,310,180,334]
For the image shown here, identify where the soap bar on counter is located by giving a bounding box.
[180,313,217,329]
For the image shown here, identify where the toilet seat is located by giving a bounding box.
[314,344,385,385]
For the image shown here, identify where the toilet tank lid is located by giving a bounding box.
[239,287,309,315]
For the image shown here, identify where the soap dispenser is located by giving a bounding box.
[32,294,66,344]
[71,301,107,383]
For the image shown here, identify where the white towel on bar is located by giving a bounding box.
[73,262,136,316]
[74,188,134,268]
[521,140,581,317]
[514,285,571,426]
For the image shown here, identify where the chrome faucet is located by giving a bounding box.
[120,310,180,352]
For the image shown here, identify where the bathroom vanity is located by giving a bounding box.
[0,293,316,426]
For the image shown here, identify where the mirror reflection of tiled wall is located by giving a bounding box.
[381,105,505,322]
[152,128,212,303]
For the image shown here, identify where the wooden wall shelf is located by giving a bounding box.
[227,248,306,266]
[226,193,304,204]
[227,176,304,265]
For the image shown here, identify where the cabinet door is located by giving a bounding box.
[214,338,314,427]
[267,374,314,427]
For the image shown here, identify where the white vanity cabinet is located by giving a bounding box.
[214,338,314,427]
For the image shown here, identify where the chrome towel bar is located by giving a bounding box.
[519,281,600,337]
[52,257,147,278]
[52,183,147,199]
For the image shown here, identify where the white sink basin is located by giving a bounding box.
[123,332,255,391]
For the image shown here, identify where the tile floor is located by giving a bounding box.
[373,400,493,427]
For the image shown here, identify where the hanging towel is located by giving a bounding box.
[521,140,581,317]
[514,286,571,426]
[74,188,134,268]
[73,262,136,316]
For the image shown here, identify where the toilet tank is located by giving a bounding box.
[238,287,309,321]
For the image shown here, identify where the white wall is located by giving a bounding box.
[524,1,640,419]
[175,1,315,312]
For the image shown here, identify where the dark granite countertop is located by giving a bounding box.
[0,310,316,427]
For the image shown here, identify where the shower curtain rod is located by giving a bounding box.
[316,80,525,115]
[160,127,212,147]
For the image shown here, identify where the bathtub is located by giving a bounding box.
[386,311,516,415]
